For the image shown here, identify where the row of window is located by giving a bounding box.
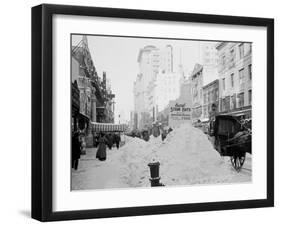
[221,43,252,67]
[222,64,252,90]
[220,89,252,111]
[203,89,219,104]
[237,89,252,107]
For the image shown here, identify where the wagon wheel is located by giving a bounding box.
[230,152,246,171]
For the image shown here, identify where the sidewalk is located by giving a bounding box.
[71,147,127,190]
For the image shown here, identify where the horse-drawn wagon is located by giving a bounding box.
[209,114,251,171]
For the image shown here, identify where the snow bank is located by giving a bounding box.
[109,123,251,187]
[156,124,234,185]
[107,136,160,187]
[72,123,251,190]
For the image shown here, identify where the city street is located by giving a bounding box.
[71,123,252,190]
[71,36,253,191]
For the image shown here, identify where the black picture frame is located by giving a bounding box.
[32,4,274,222]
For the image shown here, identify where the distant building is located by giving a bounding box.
[198,42,219,69]
[190,42,219,122]
[134,45,174,130]
[178,76,193,107]
[97,72,115,123]
[191,64,204,121]
[133,74,146,130]
[216,42,252,116]
[129,111,135,131]
[154,71,182,112]
[157,76,192,128]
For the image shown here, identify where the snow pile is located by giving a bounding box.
[155,123,235,185]
[109,123,250,187]
[72,122,251,190]
[107,136,162,187]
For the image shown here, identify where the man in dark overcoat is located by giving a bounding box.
[114,133,121,149]
[106,133,114,150]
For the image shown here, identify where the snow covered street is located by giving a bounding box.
[71,123,251,190]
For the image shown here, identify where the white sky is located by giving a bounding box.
[72,35,208,122]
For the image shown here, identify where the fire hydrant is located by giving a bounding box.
[148,161,164,187]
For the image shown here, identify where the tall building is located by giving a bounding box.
[129,111,135,131]
[198,41,219,68]
[133,74,146,129]
[216,42,252,117]
[133,45,174,130]
[154,71,182,113]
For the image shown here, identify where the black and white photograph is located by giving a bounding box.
[0,0,277,223]
[29,2,274,222]
[71,34,252,190]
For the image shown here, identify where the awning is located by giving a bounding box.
[220,108,251,117]
[90,122,128,132]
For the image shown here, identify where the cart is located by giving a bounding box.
[209,115,251,171]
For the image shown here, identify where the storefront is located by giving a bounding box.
[71,81,80,132]
[220,105,252,119]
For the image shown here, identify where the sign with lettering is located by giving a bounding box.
[169,103,191,127]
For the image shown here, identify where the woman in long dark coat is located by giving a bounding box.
[96,133,107,161]
[72,131,81,170]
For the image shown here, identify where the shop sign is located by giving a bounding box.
[169,103,191,127]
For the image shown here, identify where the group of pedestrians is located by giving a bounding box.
[128,124,173,142]
[96,132,121,161]
[71,131,122,170]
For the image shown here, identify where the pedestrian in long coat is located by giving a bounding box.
[113,133,121,149]
[72,131,81,170]
[161,129,167,141]
[152,124,160,137]
[96,133,107,161]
